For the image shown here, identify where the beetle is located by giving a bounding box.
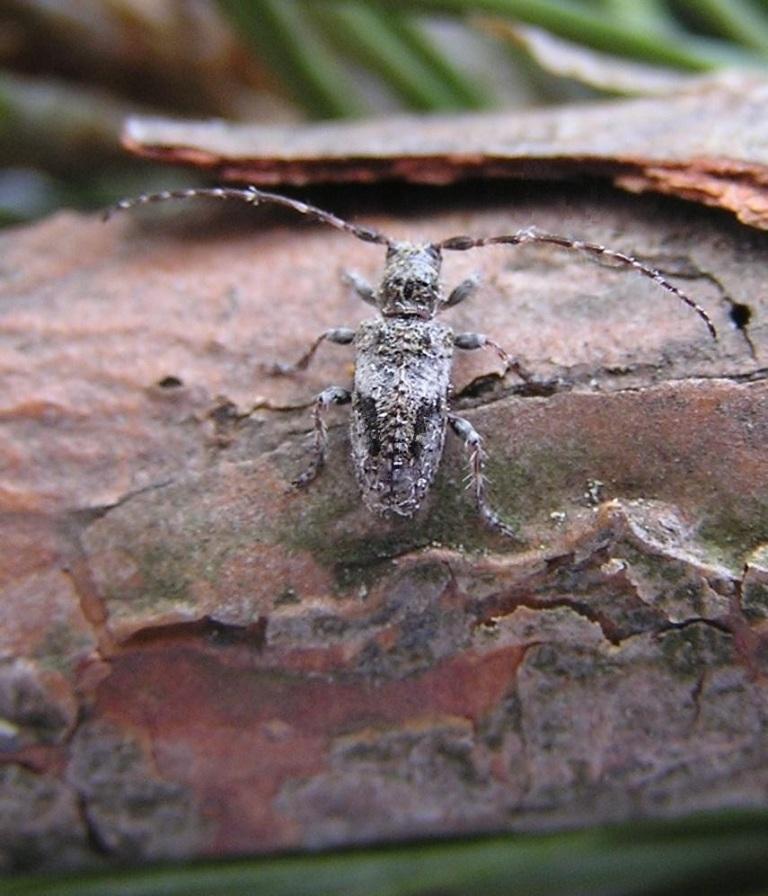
[106,187,717,538]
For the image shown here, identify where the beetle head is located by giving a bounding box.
[378,242,442,318]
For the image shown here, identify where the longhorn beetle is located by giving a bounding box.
[106,187,717,538]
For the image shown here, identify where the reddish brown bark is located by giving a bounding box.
[125,76,768,228]
[1,178,767,871]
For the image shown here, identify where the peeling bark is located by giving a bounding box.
[0,179,767,871]
[124,76,768,229]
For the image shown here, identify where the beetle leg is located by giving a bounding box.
[342,270,377,306]
[448,414,519,539]
[292,386,352,489]
[443,273,481,308]
[453,332,534,383]
[266,327,355,376]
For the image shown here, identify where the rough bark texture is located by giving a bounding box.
[1,179,767,872]
[124,76,768,229]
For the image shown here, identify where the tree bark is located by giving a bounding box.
[0,173,766,870]
[125,75,768,229]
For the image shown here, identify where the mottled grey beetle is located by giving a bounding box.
[107,187,717,538]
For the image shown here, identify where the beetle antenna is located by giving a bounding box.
[104,186,393,248]
[437,227,717,340]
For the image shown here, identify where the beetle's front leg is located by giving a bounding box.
[342,270,377,306]
[448,414,520,540]
[266,327,355,376]
[454,332,534,383]
[292,386,352,489]
[444,273,481,308]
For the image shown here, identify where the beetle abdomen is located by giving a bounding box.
[351,318,453,517]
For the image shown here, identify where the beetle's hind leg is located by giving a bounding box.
[292,386,352,489]
[448,414,520,540]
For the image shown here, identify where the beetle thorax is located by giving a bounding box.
[377,242,442,318]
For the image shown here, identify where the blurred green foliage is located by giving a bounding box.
[219,0,768,118]
[1,0,768,220]
[8,810,768,896]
